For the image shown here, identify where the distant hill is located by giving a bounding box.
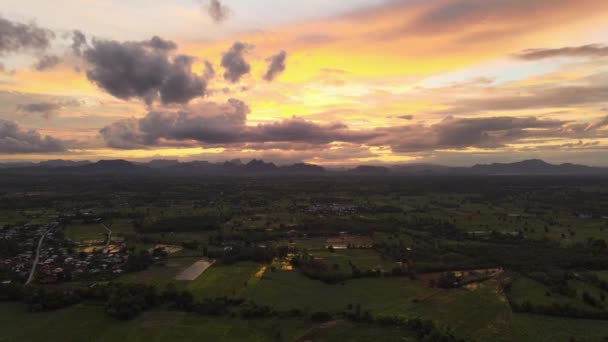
[348,165,390,175]
[78,160,143,172]
[469,159,607,175]
[0,158,605,176]
[282,163,326,174]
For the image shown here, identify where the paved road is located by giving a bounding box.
[102,223,112,247]
[25,230,48,286]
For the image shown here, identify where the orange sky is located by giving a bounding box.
[1,0,608,165]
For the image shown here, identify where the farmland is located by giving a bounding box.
[2,174,608,341]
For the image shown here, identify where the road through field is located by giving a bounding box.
[25,230,48,286]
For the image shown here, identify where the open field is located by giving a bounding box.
[64,223,107,241]
[0,303,314,342]
[183,262,263,299]
[118,257,200,287]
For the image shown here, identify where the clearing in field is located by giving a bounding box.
[175,258,215,281]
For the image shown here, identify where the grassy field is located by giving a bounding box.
[246,270,437,314]
[118,257,200,287]
[64,223,107,241]
[0,303,313,342]
[308,249,397,274]
[182,262,262,299]
[509,276,605,312]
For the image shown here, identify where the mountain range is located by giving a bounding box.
[0,159,606,176]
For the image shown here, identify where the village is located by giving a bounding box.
[0,221,135,285]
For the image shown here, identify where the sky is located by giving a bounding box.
[1,0,608,166]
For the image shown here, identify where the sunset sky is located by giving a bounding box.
[1,0,608,166]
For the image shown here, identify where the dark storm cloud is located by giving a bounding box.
[0,119,66,153]
[247,118,379,145]
[71,30,87,56]
[33,54,61,71]
[84,37,206,104]
[100,101,608,154]
[207,0,230,23]
[221,42,251,83]
[160,55,207,104]
[100,100,381,149]
[100,99,249,148]
[378,116,577,153]
[0,16,55,55]
[516,44,608,60]
[263,50,287,82]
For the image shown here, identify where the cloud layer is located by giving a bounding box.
[516,44,608,60]
[0,120,66,153]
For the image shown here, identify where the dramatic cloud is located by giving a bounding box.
[159,55,207,104]
[516,44,608,60]
[379,116,571,153]
[0,16,54,55]
[221,42,251,83]
[207,0,230,23]
[84,37,207,104]
[263,50,287,82]
[439,84,608,115]
[0,119,66,153]
[100,99,249,148]
[246,118,378,145]
[71,30,87,56]
[33,54,61,71]
[100,99,380,149]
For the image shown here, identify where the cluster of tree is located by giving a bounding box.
[433,272,461,289]
[23,287,83,312]
[511,300,608,320]
[290,253,413,284]
[0,282,25,301]
[124,250,154,272]
[0,239,20,258]
[207,244,288,265]
[342,304,463,342]
[136,213,232,233]
[105,284,159,319]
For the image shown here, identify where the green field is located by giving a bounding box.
[308,249,397,272]
[182,262,263,299]
[65,223,107,241]
[0,303,313,342]
[118,257,201,287]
